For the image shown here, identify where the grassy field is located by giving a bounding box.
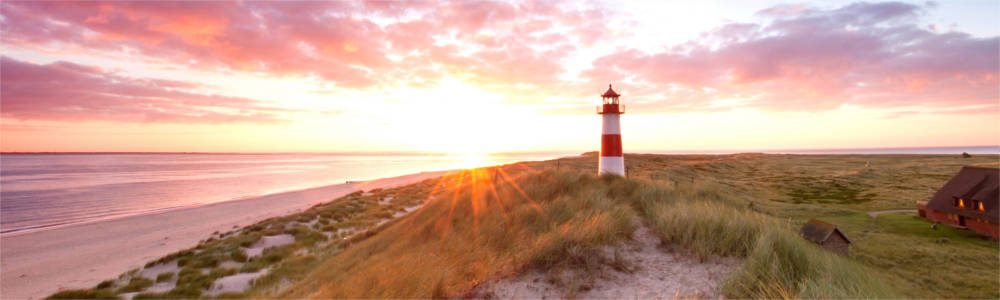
[49,153,999,299]
[280,164,894,299]
[537,152,1000,298]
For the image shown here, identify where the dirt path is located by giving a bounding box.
[479,225,738,299]
[866,209,917,219]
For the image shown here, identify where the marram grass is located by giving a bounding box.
[51,154,957,299]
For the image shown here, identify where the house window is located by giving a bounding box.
[955,198,965,209]
[978,201,985,212]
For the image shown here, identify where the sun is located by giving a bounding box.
[449,151,492,170]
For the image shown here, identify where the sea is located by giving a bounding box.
[0,153,567,235]
[1,146,996,235]
[650,145,1000,155]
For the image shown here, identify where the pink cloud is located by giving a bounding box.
[0,0,608,92]
[0,56,290,123]
[585,2,999,112]
[1,1,995,118]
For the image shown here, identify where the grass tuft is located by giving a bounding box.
[115,276,153,294]
[46,289,120,299]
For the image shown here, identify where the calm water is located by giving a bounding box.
[0,153,564,234]
[651,145,1000,155]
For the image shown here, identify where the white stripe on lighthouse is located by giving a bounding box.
[602,114,620,134]
[599,156,625,176]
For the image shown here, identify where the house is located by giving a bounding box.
[799,219,852,256]
[918,166,999,239]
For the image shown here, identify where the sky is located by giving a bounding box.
[1,0,998,154]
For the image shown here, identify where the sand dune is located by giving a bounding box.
[0,171,446,300]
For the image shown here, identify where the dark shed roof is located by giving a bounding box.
[800,219,851,244]
[926,166,999,221]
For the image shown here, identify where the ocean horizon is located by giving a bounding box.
[3,145,997,156]
[0,152,569,235]
[1,145,995,235]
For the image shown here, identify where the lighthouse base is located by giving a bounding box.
[598,156,625,177]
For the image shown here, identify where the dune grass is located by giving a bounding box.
[47,153,999,299]
[542,153,999,298]
[275,165,897,298]
[278,168,638,298]
[46,289,120,300]
[632,191,896,298]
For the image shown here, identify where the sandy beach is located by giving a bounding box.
[0,171,447,300]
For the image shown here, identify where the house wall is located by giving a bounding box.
[822,233,850,256]
[966,218,999,239]
[919,206,998,239]
[921,208,958,226]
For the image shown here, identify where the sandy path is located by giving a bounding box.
[484,225,738,299]
[0,171,446,300]
[867,209,917,219]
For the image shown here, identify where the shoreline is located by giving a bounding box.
[0,172,429,237]
[0,170,450,300]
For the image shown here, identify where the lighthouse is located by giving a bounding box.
[598,84,625,177]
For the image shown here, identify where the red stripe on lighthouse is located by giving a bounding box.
[601,134,622,156]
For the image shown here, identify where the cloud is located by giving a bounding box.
[0,0,610,92]
[0,56,289,123]
[584,1,999,112]
[1,1,995,116]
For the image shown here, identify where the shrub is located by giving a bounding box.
[290,227,328,247]
[47,289,119,299]
[175,268,213,291]
[154,272,174,283]
[214,292,249,299]
[230,248,249,262]
[131,292,168,299]
[260,245,295,265]
[189,254,220,268]
[209,267,238,278]
[94,280,115,289]
[116,276,153,293]
[238,232,262,247]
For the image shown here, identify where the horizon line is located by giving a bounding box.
[1,145,997,156]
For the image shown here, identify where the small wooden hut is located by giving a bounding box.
[799,219,852,256]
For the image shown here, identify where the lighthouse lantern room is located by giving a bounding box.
[597,84,625,177]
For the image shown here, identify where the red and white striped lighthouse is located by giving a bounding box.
[597,84,625,177]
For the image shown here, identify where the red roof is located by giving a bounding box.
[601,84,619,98]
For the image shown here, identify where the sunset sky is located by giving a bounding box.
[1,1,997,154]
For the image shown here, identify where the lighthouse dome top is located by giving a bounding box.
[601,84,620,98]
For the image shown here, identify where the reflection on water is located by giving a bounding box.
[0,153,568,234]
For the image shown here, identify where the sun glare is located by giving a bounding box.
[449,152,492,170]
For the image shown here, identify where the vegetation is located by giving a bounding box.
[46,289,119,300]
[116,276,153,293]
[49,170,444,298]
[276,165,902,298]
[280,169,639,298]
[635,195,894,298]
[554,153,999,298]
[48,153,999,299]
